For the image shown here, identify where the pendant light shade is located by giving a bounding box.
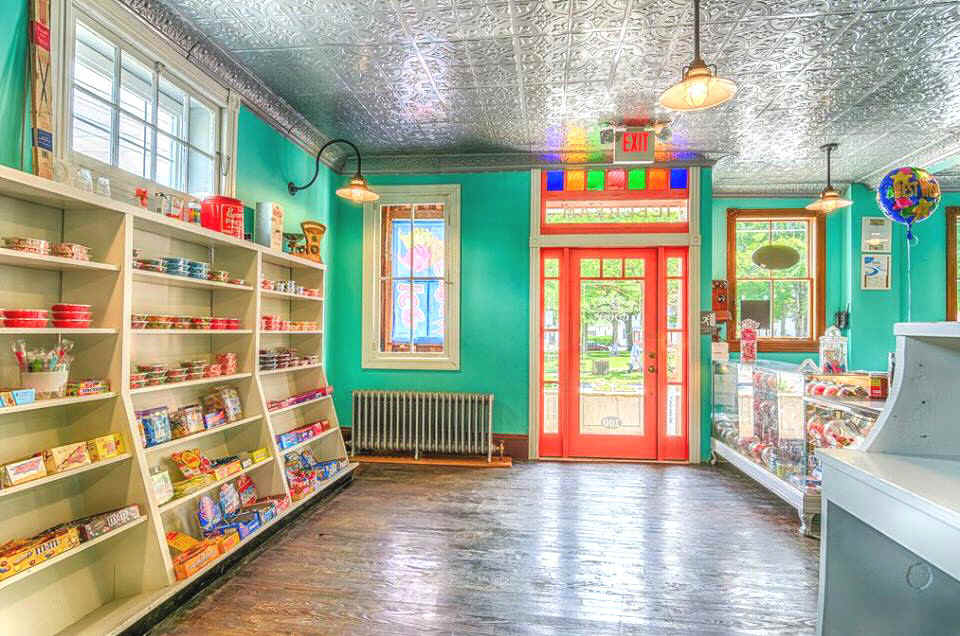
[659,0,737,112]
[288,138,380,204]
[806,143,852,212]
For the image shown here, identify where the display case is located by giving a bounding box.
[711,359,885,536]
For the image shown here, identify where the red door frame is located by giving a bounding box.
[538,247,689,461]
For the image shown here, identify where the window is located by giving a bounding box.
[726,208,825,352]
[362,185,461,370]
[948,207,960,320]
[71,15,219,196]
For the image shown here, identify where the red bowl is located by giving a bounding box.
[3,309,48,319]
[52,319,92,328]
[4,318,49,328]
[52,311,92,321]
[51,303,92,312]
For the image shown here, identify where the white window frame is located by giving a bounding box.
[361,184,461,371]
[53,0,238,199]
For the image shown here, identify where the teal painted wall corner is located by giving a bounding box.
[328,171,531,435]
[699,168,713,461]
[0,1,32,172]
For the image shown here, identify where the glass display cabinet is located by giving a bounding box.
[711,360,885,536]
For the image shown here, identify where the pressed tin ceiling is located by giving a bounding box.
[135,0,960,192]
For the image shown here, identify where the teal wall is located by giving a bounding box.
[328,172,531,434]
[698,169,714,460]
[0,0,31,171]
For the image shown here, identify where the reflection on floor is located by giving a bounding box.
[149,462,820,635]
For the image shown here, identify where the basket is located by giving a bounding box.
[21,369,69,399]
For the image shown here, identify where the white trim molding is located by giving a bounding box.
[528,169,542,459]
[361,184,461,371]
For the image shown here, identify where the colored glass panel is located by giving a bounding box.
[627,168,646,190]
[606,169,626,190]
[648,168,668,190]
[546,170,564,191]
[670,168,688,189]
[586,169,605,191]
[566,170,586,191]
[544,201,688,225]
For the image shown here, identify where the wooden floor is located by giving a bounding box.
[148,462,820,635]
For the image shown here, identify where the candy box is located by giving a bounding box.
[276,429,301,450]
[242,501,276,525]
[215,530,240,554]
[211,459,241,481]
[0,527,81,581]
[43,442,92,474]
[197,494,222,533]
[2,455,47,487]
[10,389,35,406]
[86,433,124,461]
[202,410,226,430]
[250,447,269,463]
[166,531,200,554]
[171,449,211,479]
[173,474,214,498]
[65,504,141,541]
[227,511,261,539]
[173,541,219,580]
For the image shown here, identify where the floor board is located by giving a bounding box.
[148,462,820,636]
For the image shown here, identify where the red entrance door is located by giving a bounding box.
[539,247,688,460]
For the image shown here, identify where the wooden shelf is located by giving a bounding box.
[268,394,332,416]
[275,426,340,455]
[260,330,323,335]
[0,392,116,417]
[0,454,132,500]
[0,327,117,335]
[0,248,119,272]
[133,270,253,293]
[260,249,325,271]
[0,516,147,592]
[257,363,323,376]
[131,210,256,252]
[132,329,253,335]
[143,415,263,455]
[157,458,274,514]
[130,372,252,395]
[260,289,323,302]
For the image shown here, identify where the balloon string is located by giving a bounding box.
[906,232,913,322]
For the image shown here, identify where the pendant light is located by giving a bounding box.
[806,143,852,212]
[659,0,737,112]
[288,138,379,204]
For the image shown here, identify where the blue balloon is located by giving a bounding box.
[875,167,941,238]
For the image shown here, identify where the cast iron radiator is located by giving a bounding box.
[351,391,495,461]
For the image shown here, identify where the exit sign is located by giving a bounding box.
[614,128,655,164]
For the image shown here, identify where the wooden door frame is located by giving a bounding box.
[528,167,703,462]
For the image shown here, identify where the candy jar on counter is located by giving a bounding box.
[819,326,847,373]
[740,319,759,363]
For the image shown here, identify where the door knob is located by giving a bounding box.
[648,365,656,373]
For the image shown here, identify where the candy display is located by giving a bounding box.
[136,407,173,448]
[260,278,321,298]
[42,442,92,474]
[131,313,242,330]
[283,450,349,501]
[52,242,91,261]
[276,419,332,450]
[202,386,243,422]
[85,434,124,461]
[131,352,241,389]
[1,456,47,487]
[132,251,246,286]
[260,315,320,332]
[55,504,141,542]
[0,388,36,407]
[3,236,51,255]
[259,348,320,371]
[267,386,332,412]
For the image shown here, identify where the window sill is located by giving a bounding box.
[728,340,818,354]
[361,356,460,371]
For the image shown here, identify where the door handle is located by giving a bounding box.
[648,365,657,373]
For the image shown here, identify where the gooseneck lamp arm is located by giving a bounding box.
[288,138,364,196]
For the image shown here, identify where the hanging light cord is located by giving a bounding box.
[288,138,363,196]
[693,0,701,61]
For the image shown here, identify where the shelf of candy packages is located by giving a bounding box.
[3,236,93,261]
[164,474,290,581]
[0,432,126,493]
[131,353,239,389]
[275,418,333,450]
[6,339,107,404]
[131,313,243,330]
[260,278,321,298]
[154,446,271,510]
[3,304,94,329]
[260,315,320,332]
[267,386,332,412]
[283,447,351,502]
[258,348,320,372]
[132,250,246,286]
[136,385,245,448]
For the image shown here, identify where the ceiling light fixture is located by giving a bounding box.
[288,138,379,204]
[806,143,852,212]
[659,0,737,112]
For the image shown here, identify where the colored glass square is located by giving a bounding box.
[586,170,605,191]
[566,170,586,191]
[670,168,688,189]
[627,169,646,190]
[546,170,564,191]
[648,168,668,190]
[606,169,626,190]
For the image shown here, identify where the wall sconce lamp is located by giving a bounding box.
[287,138,380,203]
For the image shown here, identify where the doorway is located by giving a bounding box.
[539,247,688,460]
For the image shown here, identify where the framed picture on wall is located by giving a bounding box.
[861,254,891,290]
[862,217,892,252]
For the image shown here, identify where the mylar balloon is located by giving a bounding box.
[875,167,941,238]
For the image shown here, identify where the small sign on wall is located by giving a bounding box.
[862,217,892,253]
[861,254,891,290]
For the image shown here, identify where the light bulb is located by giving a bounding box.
[685,78,710,107]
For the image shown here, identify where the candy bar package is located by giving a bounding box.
[202,386,243,423]
[254,494,291,515]
[242,501,276,525]
[197,494,222,533]
[151,467,174,505]
[299,448,320,470]
[219,482,240,517]
[165,530,200,554]
[170,404,204,438]
[211,458,241,481]
[173,541,219,580]
[202,410,226,430]
[61,504,141,542]
[137,407,172,447]
[86,433,124,461]
[235,475,257,507]
[215,530,240,554]
[2,455,47,487]
[171,449,212,479]
[0,527,81,581]
[250,447,269,463]
[43,442,92,474]
[173,474,213,498]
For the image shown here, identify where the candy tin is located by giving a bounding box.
[52,319,92,328]
[52,242,91,260]
[131,320,147,329]
[52,310,92,320]
[190,317,212,329]
[166,369,188,383]
[52,303,91,313]
[225,318,240,330]
[4,318,49,328]
[137,363,167,373]
[3,309,49,319]
[4,236,50,254]
[228,278,246,286]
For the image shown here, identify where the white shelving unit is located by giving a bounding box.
[0,164,353,636]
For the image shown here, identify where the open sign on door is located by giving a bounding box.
[614,128,656,164]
